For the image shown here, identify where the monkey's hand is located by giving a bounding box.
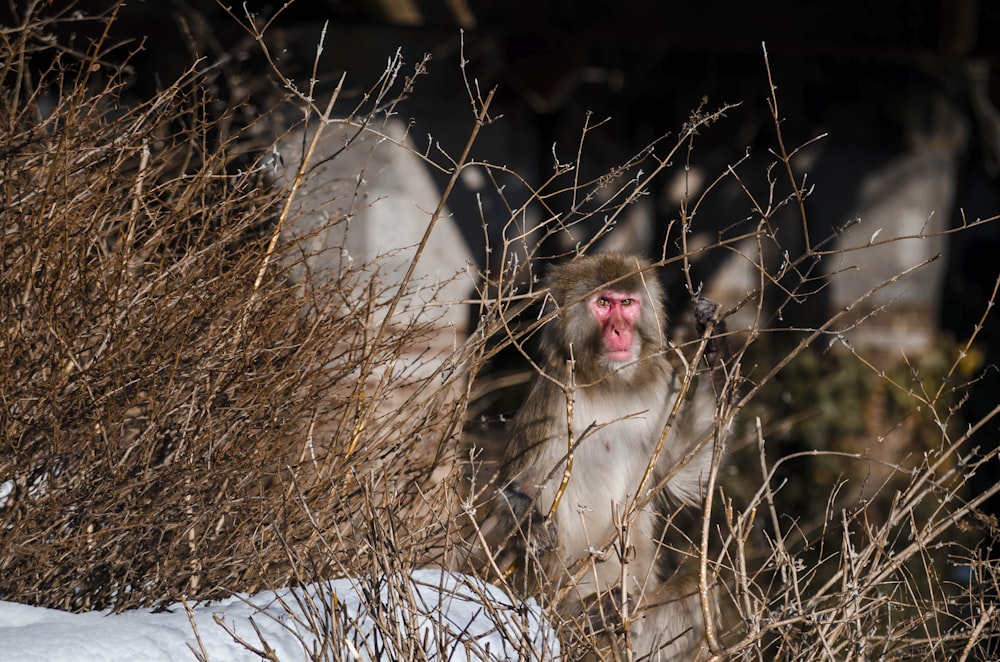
[694,297,728,367]
[580,588,634,636]
[499,485,556,560]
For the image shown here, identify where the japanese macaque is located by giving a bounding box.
[478,253,730,660]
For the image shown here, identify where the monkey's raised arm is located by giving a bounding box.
[654,295,731,506]
[695,296,730,369]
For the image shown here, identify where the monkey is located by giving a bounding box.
[475,252,731,660]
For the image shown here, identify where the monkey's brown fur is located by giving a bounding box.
[479,253,729,660]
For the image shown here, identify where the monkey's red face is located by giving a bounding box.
[590,290,642,363]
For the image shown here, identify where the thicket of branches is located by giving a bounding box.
[1,3,998,660]
[0,2,469,612]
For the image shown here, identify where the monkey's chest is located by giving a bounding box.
[578,416,656,455]
[571,392,664,456]
[554,406,662,563]
[566,396,665,499]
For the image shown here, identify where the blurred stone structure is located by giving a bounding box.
[269,118,472,334]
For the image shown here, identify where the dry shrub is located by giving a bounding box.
[2,4,999,661]
[450,56,1000,662]
[0,3,467,612]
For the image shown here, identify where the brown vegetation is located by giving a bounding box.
[1,3,998,660]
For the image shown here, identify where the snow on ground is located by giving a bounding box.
[0,569,560,661]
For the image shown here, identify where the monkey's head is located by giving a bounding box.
[542,253,666,378]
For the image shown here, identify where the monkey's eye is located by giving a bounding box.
[596,297,610,307]
[621,298,634,306]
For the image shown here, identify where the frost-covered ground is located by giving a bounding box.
[0,569,559,661]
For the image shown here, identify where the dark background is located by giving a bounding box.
[12,0,1000,511]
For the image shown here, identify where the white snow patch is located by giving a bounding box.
[0,569,560,661]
